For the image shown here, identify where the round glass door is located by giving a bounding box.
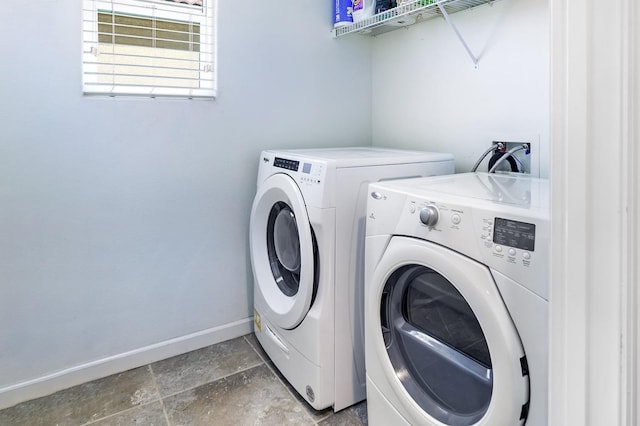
[382,265,492,425]
[367,236,529,426]
[250,173,317,330]
[267,201,302,297]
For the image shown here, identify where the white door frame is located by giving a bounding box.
[549,0,639,425]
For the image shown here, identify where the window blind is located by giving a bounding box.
[82,0,216,98]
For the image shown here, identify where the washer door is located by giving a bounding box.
[369,236,529,425]
[250,173,317,330]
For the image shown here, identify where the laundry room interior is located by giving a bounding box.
[0,0,636,425]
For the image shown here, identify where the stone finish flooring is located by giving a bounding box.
[0,334,367,426]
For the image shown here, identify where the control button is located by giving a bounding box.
[508,248,516,256]
[419,205,439,227]
[451,213,461,225]
[523,252,531,260]
[409,204,416,214]
[495,245,503,253]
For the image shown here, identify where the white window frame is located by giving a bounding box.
[82,0,217,99]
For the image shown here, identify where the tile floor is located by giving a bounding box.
[0,334,367,426]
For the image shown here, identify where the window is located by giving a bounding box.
[82,0,216,98]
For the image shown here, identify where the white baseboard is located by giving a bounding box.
[0,318,253,410]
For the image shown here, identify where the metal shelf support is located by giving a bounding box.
[437,3,479,69]
[333,0,496,69]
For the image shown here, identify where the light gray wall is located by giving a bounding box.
[371,0,549,176]
[0,0,372,407]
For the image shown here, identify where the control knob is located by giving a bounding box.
[419,205,439,227]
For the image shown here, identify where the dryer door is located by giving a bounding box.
[250,173,317,330]
[369,236,529,425]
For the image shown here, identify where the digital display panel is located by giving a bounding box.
[302,163,312,174]
[493,217,536,251]
[273,157,299,171]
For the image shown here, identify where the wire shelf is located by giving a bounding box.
[333,0,496,37]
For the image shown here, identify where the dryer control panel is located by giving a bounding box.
[491,217,536,251]
[426,200,546,301]
[369,193,549,301]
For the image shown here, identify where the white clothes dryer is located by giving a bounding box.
[250,147,455,411]
[365,173,549,425]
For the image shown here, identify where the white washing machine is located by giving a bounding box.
[250,147,455,411]
[365,172,549,425]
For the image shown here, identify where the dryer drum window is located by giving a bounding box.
[267,202,301,297]
[382,265,493,424]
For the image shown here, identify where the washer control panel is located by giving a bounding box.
[267,156,326,188]
[273,157,300,171]
[259,153,332,208]
[273,157,324,185]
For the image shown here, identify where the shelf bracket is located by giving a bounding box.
[437,3,479,69]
